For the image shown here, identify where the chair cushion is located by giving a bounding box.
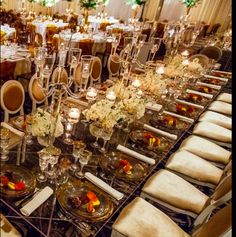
[208,101,231,116]
[179,135,231,165]
[216,93,232,104]
[193,121,231,143]
[199,111,231,129]
[112,197,190,237]
[166,150,223,185]
[142,170,208,214]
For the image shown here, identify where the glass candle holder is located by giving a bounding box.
[68,108,81,124]
[86,87,98,102]
[106,90,116,102]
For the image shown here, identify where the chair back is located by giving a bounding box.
[51,67,68,85]
[208,23,221,35]
[194,173,231,227]
[200,46,222,62]
[28,74,46,112]
[192,204,231,237]
[0,80,25,122]
[90,57,102,86]
[141,28,151,42]
[107,54,121,79]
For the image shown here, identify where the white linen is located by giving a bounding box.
[179,135,231,164]
[85,172,124,201]
[217,93,232,104]
[175,99,204,109]
[204,74,228,82]
[143,124,177,140]
[199,111,231,129]
[196,81,221,90]
[1,122,24,137]
[186,89,213,99]
[193,121,231,143]
[20,187,53,216]
[163,111,194,123]
[166,150,223,185]
[0,25,16,39]
[145,102,162,112]
[117,145,155,165]
[208,101,232,116]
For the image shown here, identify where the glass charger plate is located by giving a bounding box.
[10,115,25,132]
[149,114,190,135]
[99,151,147,182]
[129,130,173,155]
[199,77,227,86]
[56,181,114,222]
[178,92,209,106]
[166,102,201,119]
[189,85,218,95]
[0,164,36,199]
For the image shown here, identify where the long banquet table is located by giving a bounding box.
[0,71,232,237]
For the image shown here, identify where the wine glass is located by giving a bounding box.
[71,141,86,171]
[0,127,10,161]
[99,126,113,153]
[25,115,33,145]
[37,152,49,182]
[89,122,102,149]
[149,37,162,61]
[76,149,92,178]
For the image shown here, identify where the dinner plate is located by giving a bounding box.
[178,92,209,106]
[190,85,218,95]
[10,115,25,131]
[129,130,172,154]
[0,164,36,199]
[149,114,190,135]
[99,151,147,181]
[56,181,114,222]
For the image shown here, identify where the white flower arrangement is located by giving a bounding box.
[83,100,125,129]
[107,81,131,100]
[31,108,64,138]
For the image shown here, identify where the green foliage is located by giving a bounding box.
[126,0,146,6]
[79,0,98,10]
[181,0,201,8]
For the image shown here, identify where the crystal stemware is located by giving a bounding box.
[80,55,93,92]
[149,37,162,61]
[71,141,86,171]
[89,122,102,149]
[0,127,10,161]
[99,126,113,153]
[75,149,92,178]
[67,48,82,77]
[25,115,33,145]
[37,152,49,182]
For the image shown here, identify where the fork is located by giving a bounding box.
[14,187,40,207]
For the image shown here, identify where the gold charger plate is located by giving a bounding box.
[56,181,114,222]
[129,130,172,154]
[99,151,147,181]
[0,164,36,199]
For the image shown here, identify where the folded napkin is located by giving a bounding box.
[179,135,231,165]
[66,97,89,107]
[193,121,231,143]
[175,98,204,109]
[196,81,221,90]
[163,111,194,123]
[217,93,232,104]
[145,102,162,112]
[208,101,232,116]
[199,111,231,130]
[144,124,177,140]
[117,145,155,165]
[166,150,223,185]
[1,122,24,137]
[204,74,228,82]
[20,186,53,216]
[84,172,124,201]
[186,89,213,99]
[212,70,232,77]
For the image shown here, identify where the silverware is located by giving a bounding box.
[19,188,42,207]
[14,187,40,207]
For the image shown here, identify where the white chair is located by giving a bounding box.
[0,80,25,122]
[165,150,224,188]
[179,135,231,169]
[107,54,121,81]
[141,169,231,227]
[111,197,231,237]
[90,56,102,86]
[28,74,47,112]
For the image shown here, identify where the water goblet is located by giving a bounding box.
[75,149,92,178]
[37,153,49,182]
[71,141,86,171]
[99,126,113,153]
[25,115,33,145]
[89,122,102,149]
[0,127,10,161]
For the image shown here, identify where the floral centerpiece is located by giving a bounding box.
[83,100,124,129]
[78,0,98,24]
[180,0,202,15]
[107,81,131,100]
[31,108,64,145]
